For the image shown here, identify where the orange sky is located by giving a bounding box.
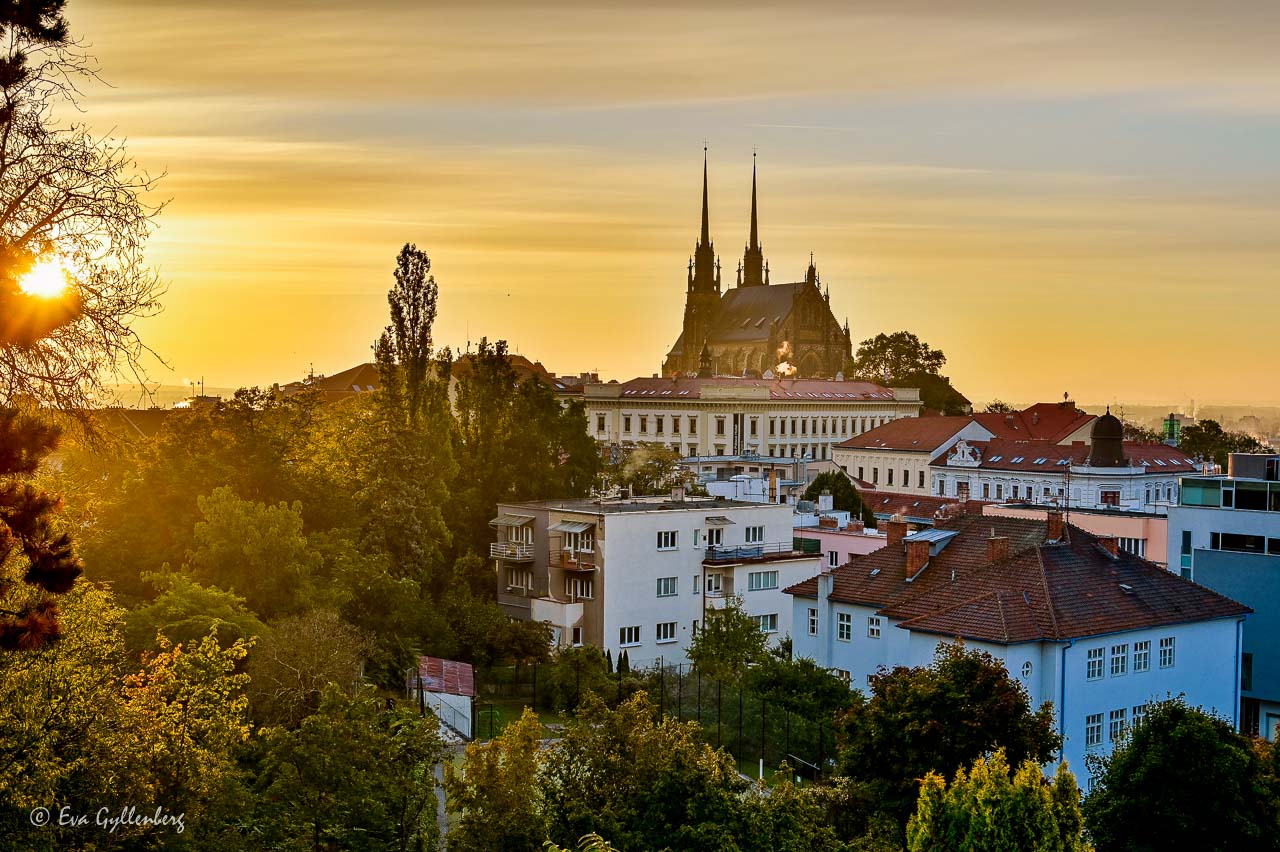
[71,1,1280,406]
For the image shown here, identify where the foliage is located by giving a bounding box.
[544,835,620,852]
[837,643,1061,834]
[542,693,748,852]
[1083,698,1280,852]
[802,469,876,526]
[1121,419,1162,444]
[846,332,969,415]
[542,644,614,712]
[906,750,1088,852]
[124,570,265,655]
[608,443,690,496]
[446,707,548,852]
[0,0,163,411]
[1178,418,1272,468]
[984,400,1015,414]
[246,609,373,728]
[746,649,854,724]
[0,407,81,649]
[687,596,769,684]
[257,683,445,851]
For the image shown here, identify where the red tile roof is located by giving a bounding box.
[864,491,968,521]
[834,416,975,452]
[929,437,1195,473]
[973,402,1095,442]
[786,515,1249,643]
[407,656,476,698]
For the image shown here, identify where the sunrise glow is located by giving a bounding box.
[18,257,69,299]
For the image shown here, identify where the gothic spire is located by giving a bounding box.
[691,147,717,293]
[749,152,759,252]
[700,146,710,247]
[741,151,766,287]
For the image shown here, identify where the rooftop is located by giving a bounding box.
[498,495,777,516]
[591,375,900,401]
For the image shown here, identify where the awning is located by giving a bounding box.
[549,520,594,534]
[489,513,535,527]
[704,516,736,526]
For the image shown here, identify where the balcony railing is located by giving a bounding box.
[703,542,805,565]
[551,548,598,571]
[490,541,535,561]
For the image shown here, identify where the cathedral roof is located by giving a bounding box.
[711,281,810,342]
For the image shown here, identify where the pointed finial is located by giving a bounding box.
[749,151,759,252]
[700,145,710,246]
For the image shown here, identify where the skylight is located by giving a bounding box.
[1010,456,1025,463]
[1056,459,1070,466]
[1033,458,1048,465]
[989,455,1003,462]
[1155,459,1168,466]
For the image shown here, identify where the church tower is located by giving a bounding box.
[677,149,721,372]
[740,154,766,287]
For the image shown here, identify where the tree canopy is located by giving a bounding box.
[1179,419,1273,468]
[802,470,876,526]
[846,331,970,415]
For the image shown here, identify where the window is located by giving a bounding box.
[657,530,678,551]
[834,669,851,685]
[1021,661,1033,679]
[672,418,680,434]
[996,483,1003,499]
[807,607,818,636]
[826,550,839,568]
[1133,640,1150,672]
[571,626,582,646]
[655,416,664,435]
[918,470,925,489]
[837,612,852,641]
[706,527,723,547]
[1110,644,1128,677]
[656,577,678,597]
[755,613,778,633]
[750,418,758,437]
[596,415,605,432]
[1109,708,1127,742]
[747,570,778,591]
[903,469,909,488]
[872,467,879,484]
[1159,636,1176,668]
[857,466,864,481]
[982,482,991,499]
[623,415,631,433]
[1087,647,1104,680]
[1100,490,1121,507]
[619,626,640,646]
[565,577,594,599]
[689,418,697,435]
[745,525,765,544]
[716,417,726,437]
[867,616,882,639]
[638,416,647,435]
[1133,704,1148,726]
[1086,713,1103,749]
[887,468,894,486]
[656,621,677,643]
[705,573,723,594]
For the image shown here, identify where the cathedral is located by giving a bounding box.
[662,153,853,379]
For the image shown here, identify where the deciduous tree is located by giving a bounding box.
[445,707,547,852]
[687,596,768,684]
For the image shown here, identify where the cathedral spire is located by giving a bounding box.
[691,147,717,293]
[741,152,766,287]
[700,146,710,247]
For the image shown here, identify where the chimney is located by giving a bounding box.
[846,519,865,533]
[987,532,1009,563]
[1046,510,1064,542]
[671,485,685,502]
[768,468,779,503]
[884,516,908,549]
[906,539,930,574]
[1098,536,1119,557]
[818,489,834,512]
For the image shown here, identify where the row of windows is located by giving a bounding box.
[1085,705,1149,749]
[656,526,767,552]
[821,610,883,641]
[853,466,927,490]
[1208,531,1280,557]
[1086,638,1173,681]
[603,414,896,440]
[611,415,699,436]
[619,614,779,648]
[936,478,1176,504]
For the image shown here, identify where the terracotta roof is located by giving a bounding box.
[865,491,967,521]
[835,416,975,452]
[451,352,566,390]
[786,515,1249,643]
[612,376,898,401]
[973,402,1095,442]
[930,437,1195,473]
[407,656,476,698]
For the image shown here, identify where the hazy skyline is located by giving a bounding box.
[74,1,1280,405]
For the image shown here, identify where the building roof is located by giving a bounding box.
[864,491,970,522]
[606,375,897,401]
[786,514,1249,643]
[500,495,775,516]
[451,352,568,390]
[835,416,975,452]
[708,281,807,343]
[407,656,476,698]
[930,437,1195,473]
[972,402,1095,442]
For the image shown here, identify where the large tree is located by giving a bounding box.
[802,469,876,527]
[846,331,969,415]
[1179,418,1272,468]
[446,707,548,852]
[1083,699,1280,852]
[686,596,768,684]
[837,643,1061,833]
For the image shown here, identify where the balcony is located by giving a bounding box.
[490,541,534,561]
[703,542,807,566]
[551,548,598,572]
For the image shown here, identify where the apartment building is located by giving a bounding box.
[788,512,1249,785]
[491,495,823,666]
[1168,453,1280,740]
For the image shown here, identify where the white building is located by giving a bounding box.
[491,495,823,667]
[788,512,1249,784]
[405,656,476,741]
[1167,454,1280,740]
[576,376,921,462]
[832,401,1097,495]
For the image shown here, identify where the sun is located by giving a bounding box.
[18,257,70,298]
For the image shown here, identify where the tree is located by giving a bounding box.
[124,570,265,655]
[1122,420,1163,444]
[258,684,445,851]
[837,643,1061,832]
[542,693,748,851]
[984,400,1015,414]
[686,596,768,684]
[907,750,1087,852]
[802,469,876,526]
[846,331,969,415]
[1179,419,1272,468]
[746,650,853,724]
[0,0,163,411]
[609,443,690,496]
[446,708,548,852]
[1083,699,1280,852]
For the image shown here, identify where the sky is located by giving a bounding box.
[69,0,1280,406]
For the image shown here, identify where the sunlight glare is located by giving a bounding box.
[18,257,69,298]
